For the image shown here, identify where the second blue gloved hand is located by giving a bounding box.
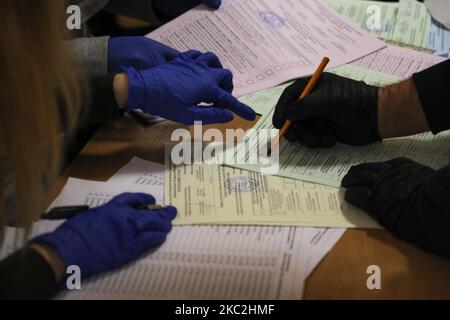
[108,36,180,73]
[123,51,256,124]
[32,193,177,280]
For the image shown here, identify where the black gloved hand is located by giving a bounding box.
[342,158,441,252]
[273,73,381,147]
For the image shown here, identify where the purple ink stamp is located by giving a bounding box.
[225,176,259,192]
[260,11,285,27]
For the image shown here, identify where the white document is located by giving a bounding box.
[0,223,345,299]
[109,157,164,187]
[54,225,308,300]
[148,0,386,97]
[302,228,346,276]
[49,177,164,209]
[428,20,450,58]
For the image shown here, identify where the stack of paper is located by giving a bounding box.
[0,157,345,299]
[2,0,447,300]
[326,0,450,57]
[1,221,344,300]
[148,0,386,97]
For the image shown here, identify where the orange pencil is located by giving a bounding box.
[268,57,330,155]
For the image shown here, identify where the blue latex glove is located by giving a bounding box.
[203,0,221,9]
[32,193,177,280]
[123,50,256,125]
[108,36,180,73]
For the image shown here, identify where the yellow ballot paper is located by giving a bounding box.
[165,162,380,229]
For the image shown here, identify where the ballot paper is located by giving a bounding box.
[227,45,448,188]
[303,228,346,276]
[49,177,164,209]
[350,44,445,79]
[109,157,164,187]
[239,64,401,119]
[0,221,344,299]
[330,64,402,87]
[392,0,431,49]
[0,155,347,299]
[326,0,432,49]
[326,0,400,40]
[165,162,378,228]
[238,82,292,117]
[239,43,443,119]
[2,224,309,299]
[226,95,450,188]
[58,225,309,300]
[148,0,386,97]
[428,20,450,58]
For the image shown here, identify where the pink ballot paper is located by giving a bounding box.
[148,0,386,97]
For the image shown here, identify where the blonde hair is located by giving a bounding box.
[0,1,83,235]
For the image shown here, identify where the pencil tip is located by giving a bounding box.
[267,148,272,157]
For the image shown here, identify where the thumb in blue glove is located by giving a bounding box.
[32,193,177,281]
[108,36,180,73]
[123,50,256,125]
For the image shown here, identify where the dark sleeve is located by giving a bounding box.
[78,74,124,127]
[0,248,57,299]
[412,59,450,134]
[405,165,450,258]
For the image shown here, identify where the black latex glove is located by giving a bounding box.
[273,73,381,147]
[342,158,446,255]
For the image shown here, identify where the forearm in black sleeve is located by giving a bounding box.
[0,248,57,299]
[412,59,450,134]
[404,165,450,258]
[59,74,124,130]
[78,74,124,127]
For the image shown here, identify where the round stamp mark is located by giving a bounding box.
[260,11,285,28]
[225,176,260,192]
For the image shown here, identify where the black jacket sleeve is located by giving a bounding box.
[59,73,124,129]
[413,59,450,134]
[0,248,57,299]
[81,73,124,127]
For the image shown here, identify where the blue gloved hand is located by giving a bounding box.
[108,36,180,73]
[32,193,177,280]
[123,50,256,125]
[203,0,221,8]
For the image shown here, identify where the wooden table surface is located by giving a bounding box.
[57,115,450,299]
